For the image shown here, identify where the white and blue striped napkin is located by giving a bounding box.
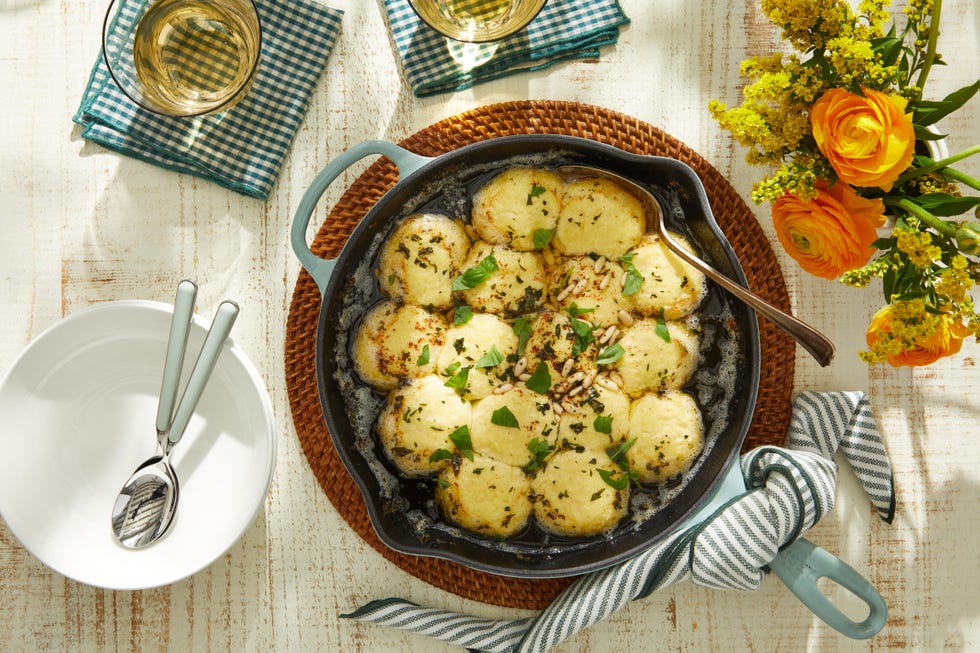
[73,0,343,200]
[383,0,630,97]
[343,391,895,652]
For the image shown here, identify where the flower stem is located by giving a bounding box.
[896,144,980,186]
[883,197,957,237]
[914,0,942,96]
[941,167,980,192]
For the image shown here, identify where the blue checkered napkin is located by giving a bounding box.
[384,0,630,97]
[343,391,896,652]
[73,0,343,200]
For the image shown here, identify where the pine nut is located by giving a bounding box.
[594,256,606,274]
[618,309,634,326]
[561,359,574,377]
[513,357,528,378]
[493,383,514,395]
[519,373,532,382]
[600,271,612,290]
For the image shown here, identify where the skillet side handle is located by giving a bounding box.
[290,140,434,295]
[768,537,887,639]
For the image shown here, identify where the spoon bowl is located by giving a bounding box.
[111,454,178,548]
[556,164,836,366]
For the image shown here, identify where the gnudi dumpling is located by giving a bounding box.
[553,177,646,259]
[547,255,629,327]
[436,454,532,538]
[436,313,518,399]
[352,301,445,390]
[469,385,557,467]
[532,449,629,537]
[522,309,598,381]
[377,213,470,310]
[613,318,698,396]
[471,167,563,251]
[627,391,703,484]
[557,383,630,452]
[625,233,707,319]
[377,375,472,477]
[457,242,546,316]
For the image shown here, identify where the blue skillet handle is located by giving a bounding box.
[290,140,434,295]
[768,537,887,639]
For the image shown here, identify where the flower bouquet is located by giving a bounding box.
[710,0,979,366]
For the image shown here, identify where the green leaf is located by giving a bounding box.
[564,302,595,318]
[524,362,552,394]
[533,228,555,249]
[416,344,430,366]
[491,405,519,428]
[910,193,980,217]
[444,365,471,392]
[606,438,636,464]
[913,81,980,126]
[913,124,947,141]
[475,345,505,369]
[596,342,625,365]
[619,252,644,296]
[449,425,474,461]
[512,315,533,356]
[597,468,630,490]
[429,448,453,463]
[656,310,671,343]
[569,316,595,356]
[524,437,553,472]
[452,253,498,291]
[454,303,473,326]
[526,183,547,205]
[593,415,613,435]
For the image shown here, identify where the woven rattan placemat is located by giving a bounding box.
[284,100,796,610]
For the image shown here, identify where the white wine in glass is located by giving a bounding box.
[408,0,547,42]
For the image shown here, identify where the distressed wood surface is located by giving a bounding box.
[1,0,978,651]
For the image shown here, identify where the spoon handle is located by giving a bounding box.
[166,300,240,448]
[661,234,836,366]
[157,280,198,435]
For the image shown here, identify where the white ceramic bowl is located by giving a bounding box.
[0,300,276,589]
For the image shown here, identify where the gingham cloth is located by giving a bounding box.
[384,0,630,97]
[73,0,343,200]
[343,391,896,652]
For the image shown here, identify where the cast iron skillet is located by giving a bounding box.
[290,135,885,638]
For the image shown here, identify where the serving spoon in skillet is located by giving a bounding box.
[557,165,835,367]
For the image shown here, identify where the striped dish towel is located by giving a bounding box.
[343,391,896,651]
[73,0,343,201]
[383,0,630,97]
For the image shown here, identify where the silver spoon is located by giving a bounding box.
[556,165,835,367]
[111,283,239,548]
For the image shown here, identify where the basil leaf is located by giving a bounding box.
[597,467,630,490]
[533,228,555,249]
[569,316,594,357]
[564,302,595,318]
[449,425,474,461]
[475,345,504,369]
[491,405,519,428]
[524,361,552,394]
[453,253,498,291]
[429,448,453,463]
[416,344,430,366]
[619,252,644,296]
[444,365,471,392]
[596,342,625,365]
[512,315,533,356]
[606,438,636,464]
[593,414,613,435]
[526,183,547,205]
[443,361,461,376]
[454,303,473,325]
[524,437,553,472]
[656,310,671,343]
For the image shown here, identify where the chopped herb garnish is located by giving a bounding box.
[416,344,430,366]
[453,253,498,291]
[475,345,505,369]
[438,477,450,489]
[593,414,613,435]
[564,302,595,318]
[569,316,594,356]
[526,183,547,205]
[449,425,474,461]
[596,342,625,365]
[533,228,555,249]
[591,488,607,500]
[444,365,471,392]
[453,337,466,354]
[512,315,533,356]
[606,438,637,465]
[656,309,671,343]
[387,273,396,285]
[491,405,519,428]
[429,448,453,463]
[443,361,461,376]
[619,252,644,296]
[524,361,552,394]
[597,468,630,490]
[454,303,473,325]
[524,437,553,472]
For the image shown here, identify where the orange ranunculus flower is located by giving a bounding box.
[810,87,916,191]
[772,180,886,279]
[865,305,972,367]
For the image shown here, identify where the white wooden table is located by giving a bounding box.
[1,1,977,650]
